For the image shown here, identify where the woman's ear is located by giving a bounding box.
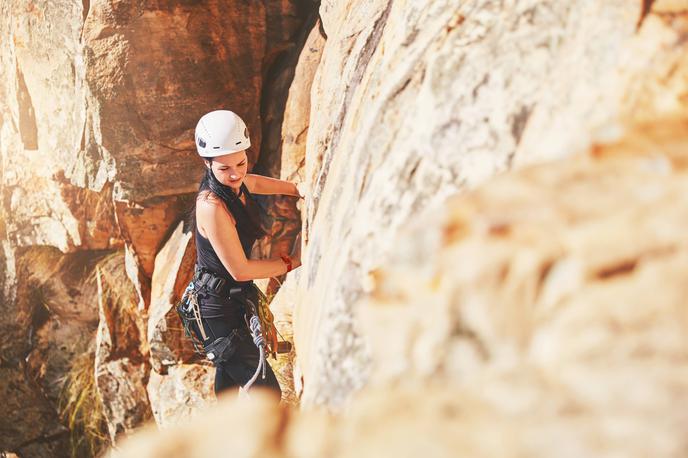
[204,160,212,169]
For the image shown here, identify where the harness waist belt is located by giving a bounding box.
[193,265,250,297]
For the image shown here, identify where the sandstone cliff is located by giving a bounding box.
[294,0,688,409]
[1,1,313,455]
[2,0,688,457]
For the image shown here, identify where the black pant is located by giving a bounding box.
[190,308,282,397]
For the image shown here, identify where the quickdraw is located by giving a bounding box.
[249,284,280,359]
[175,282,207,356]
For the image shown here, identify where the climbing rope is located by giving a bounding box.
[241,313,267,394]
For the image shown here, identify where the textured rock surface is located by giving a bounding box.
[515,2,688,164]
[114,116,688,457]
[115,194,195,309]
[147,364,215,430]
[94,252,151,444]
[294,0,688,408]
[0,247,107,456]
[256,17,325,303]
[0,0,315,451]
[0,367,69,458]
[280,19,325,183]
[0,0,122,253]
[253,15,323,300]
[147,222,197,372]
[362,118,688,386]
[4,0,688,453]
[81,0,265,202]
[0,0,308,293]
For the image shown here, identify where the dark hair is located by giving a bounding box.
[187,158,268,240]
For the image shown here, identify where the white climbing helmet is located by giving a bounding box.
[194,110,251,157]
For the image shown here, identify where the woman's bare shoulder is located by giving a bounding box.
[197,189,219,202]
[196,191,236,225]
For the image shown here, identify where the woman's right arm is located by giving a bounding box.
[197,198,295,281]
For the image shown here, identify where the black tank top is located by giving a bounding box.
[195,182,259,288]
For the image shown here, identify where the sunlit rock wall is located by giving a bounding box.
[0,0,312,454]
[293,0,687,408]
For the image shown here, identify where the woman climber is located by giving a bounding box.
[183,109,303,398]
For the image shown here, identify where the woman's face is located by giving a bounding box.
[206,151,248,190]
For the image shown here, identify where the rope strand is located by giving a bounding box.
[242,314,267,391]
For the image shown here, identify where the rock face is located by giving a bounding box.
[0,247,106,456]
[293,0,688,408]
[0,0,310,282]
[0,0,314,454]
[114,115,688,457]
[3,0,688,455]
[363,116,688,388]
[94,251,151,443]
[81,0,267,201]
[280,18,326,183]
[254,13,324,301]
[147,222,197,372]
[515,1,688,165]
[261,17,325,302]
[147,365,215,430]
[1,0,122,253]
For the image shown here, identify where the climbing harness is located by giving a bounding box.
[175,267,291,395]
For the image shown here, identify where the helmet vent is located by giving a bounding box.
[213,146,220,149]
[198,138,206,148]
[235,141,242,145]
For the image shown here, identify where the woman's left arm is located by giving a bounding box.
[246,174,304,198]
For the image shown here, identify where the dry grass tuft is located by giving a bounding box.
[57,348,109,458]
